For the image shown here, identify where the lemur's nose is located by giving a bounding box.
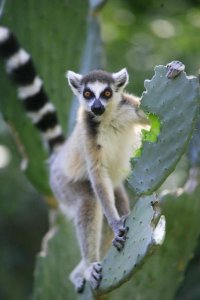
[91,99,105,115]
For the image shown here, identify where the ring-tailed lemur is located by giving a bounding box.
[0,26,148,293]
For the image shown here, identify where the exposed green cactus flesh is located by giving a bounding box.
[142,113,161,143]
[128,65,199,196]
[0,0,88,194]
[133,113,161,158]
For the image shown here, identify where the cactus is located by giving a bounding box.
[175,222,200,300]
[33,212,79,300]
[79,66,198,300]
[188,114,200,167]
[33,3,106,300]
[79,64,199,299]
[68,14,104,132]
[98,195,165,294]
[0,0,88,195]
[81,195,165,300]
[128,66,199,196]
[34,195,165,300]
[1,1,200,299]
[106,186,200,300]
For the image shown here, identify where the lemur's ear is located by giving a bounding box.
[112,68,129,90]
[66,71,82,96]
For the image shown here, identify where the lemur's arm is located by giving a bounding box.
[120,93,149,126]
[89,165,120,225]
[84,138,128,251]
[84,136,119,224]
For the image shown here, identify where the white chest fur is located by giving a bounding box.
[97,108,141,186]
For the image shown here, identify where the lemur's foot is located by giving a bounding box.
[112,216,129,251]
[69,260,86,293]
[85,262,102,290]
[74,277,86,294]
[166,60,185,79]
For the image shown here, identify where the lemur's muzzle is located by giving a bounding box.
[91,99,105,115]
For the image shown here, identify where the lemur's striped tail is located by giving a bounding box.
[0,26,65,153]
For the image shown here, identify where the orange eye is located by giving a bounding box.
[103,89,112,98]
[83,90,93,99]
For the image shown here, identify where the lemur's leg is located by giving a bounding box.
[114,183,130,217]
[69,180,103,291]
[50,167,103,291]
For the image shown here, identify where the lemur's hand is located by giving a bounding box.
[111,216,129,251]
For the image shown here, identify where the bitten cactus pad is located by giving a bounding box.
[128,65,199,195]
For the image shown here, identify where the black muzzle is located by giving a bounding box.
[91,99,105,116]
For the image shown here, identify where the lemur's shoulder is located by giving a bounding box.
[121,92,141,109]
[120,92,149,126]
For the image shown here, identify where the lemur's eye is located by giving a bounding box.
[102,88,112,99]
[83,89,93,99]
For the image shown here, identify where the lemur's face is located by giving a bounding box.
[67,69,129,116]
[82,81,113,115]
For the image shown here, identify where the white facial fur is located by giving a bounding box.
[82,81,109,110]
[66,68,129,113]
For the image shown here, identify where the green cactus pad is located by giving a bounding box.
[68,14,103,132]
[33,213,79,300]
[33,8,106,300]
[97,194,165,294]
[0,0,88,194]
[128,65,199,195]
[188,114,200,167]
[108,186,200,300]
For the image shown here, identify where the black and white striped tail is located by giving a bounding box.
[0,26,65,153]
